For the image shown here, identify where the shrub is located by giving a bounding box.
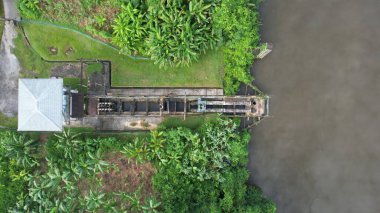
[112,2,148,56]
[213,0,261,94]
[18,0,41,19]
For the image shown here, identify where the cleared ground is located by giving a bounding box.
[19,22,223,88]
[249,0,380,212]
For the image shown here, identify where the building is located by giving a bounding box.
[18,78,64,131]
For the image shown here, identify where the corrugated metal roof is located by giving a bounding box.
[18,79,63,132]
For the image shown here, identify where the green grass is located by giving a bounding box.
[0,113,17,129]
[63,78,88,93]
[13,30,52,78]
[160,115,218,130]
[21,22,224,88]
[86,63,103,74]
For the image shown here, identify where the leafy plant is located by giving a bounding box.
[112,2,148,55]
[18,0,41,19]
[95,15,107,28]
[142,197,161,213]
[121,137,149,163]
[147,0,218,67]
[1,132,38,168]
[213,0,261,94]
[53,128,82,160]
[82,190,105,211]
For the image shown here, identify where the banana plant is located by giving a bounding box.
[112,2,148,55]
[142,197,161,213]
[121,138,149,163]
[2,132,39,168]
[86,150,110,173]
[83,190,106,211]
[54,128,82,160]
[148,130,166,160]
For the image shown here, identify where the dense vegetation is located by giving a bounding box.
[113,1,218,67]
[0,117,275,212]
[122,117,275,212]
[213,0,262,94]
[17,0,262,94]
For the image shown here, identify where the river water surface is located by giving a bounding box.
[249,0,380,212]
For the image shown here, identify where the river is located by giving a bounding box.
[248,0,380,212]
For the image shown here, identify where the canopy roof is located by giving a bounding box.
[18,79,63,132]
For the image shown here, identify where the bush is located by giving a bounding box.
[213,0,261,94]
[18,0,41,19]
[0,131,32,211]
[112,2,148,56]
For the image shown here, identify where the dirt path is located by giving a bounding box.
[249,0,380,212]
[0,0,20,116]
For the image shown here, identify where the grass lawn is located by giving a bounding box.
[63,77,87,93]
[21,22,224,88]
[159,114,218,130]
[13,30,53,78]
[0,113,17,129]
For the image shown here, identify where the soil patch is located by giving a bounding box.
[51,63,83,78]
[49,46,58,55]
[101,152,156,199]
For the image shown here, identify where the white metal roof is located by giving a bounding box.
[18,79,63,132]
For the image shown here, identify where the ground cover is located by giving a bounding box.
[159,114,218,130]
[18,22,223,87]
[63,78,87,93]
[0,113,17,129]
[13,30,52,78]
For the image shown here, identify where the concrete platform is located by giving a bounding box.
[79,116,164,131]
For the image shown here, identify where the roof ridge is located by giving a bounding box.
[37,109,62,131]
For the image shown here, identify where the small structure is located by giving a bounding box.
[70,93,84,118]
[256,43,273,59]
[18,79,64,131]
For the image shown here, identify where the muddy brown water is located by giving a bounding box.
[248,0,380,212]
